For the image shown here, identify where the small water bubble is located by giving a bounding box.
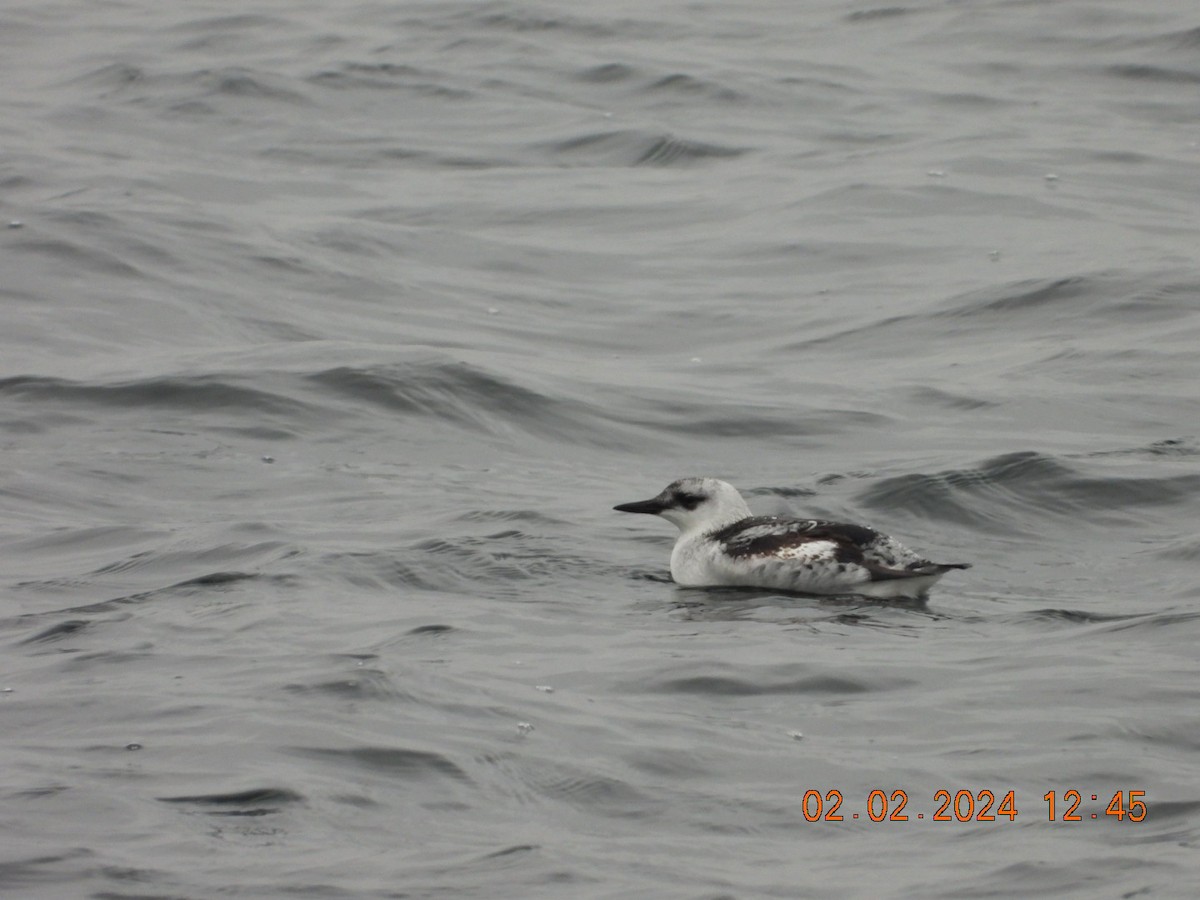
[1044,173,1059,181]
[786,730,804,741]
[535,685,554,693]
[8,220,23,229]
[926,169,946,178]
[988,250,1001,261]
[517,721,534,735]
[1,687,12,693]
[261,455,275,464]
[487,307,499,315]
[125,743,143,751]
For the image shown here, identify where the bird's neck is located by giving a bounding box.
[683,504,751,538]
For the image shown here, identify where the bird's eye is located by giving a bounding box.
[674,492,706,510]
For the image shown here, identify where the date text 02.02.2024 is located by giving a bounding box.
[801,789,1148,823]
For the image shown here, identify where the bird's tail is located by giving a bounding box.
[898,561,970,577]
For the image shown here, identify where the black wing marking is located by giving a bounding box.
[711,516,970,582]
[710,516,881,563]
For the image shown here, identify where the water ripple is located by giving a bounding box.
[538,129,746,167]
[857,450,1200,532]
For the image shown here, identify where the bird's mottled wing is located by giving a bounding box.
[710,516,881,564]
[859,533,927,568]
[712,516,960,582]
[858,533,967,579]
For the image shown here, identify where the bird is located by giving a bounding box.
[613,477,969,600]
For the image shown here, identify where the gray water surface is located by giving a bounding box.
[3,1,1199,897]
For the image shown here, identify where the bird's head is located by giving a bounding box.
[614,477,752,533]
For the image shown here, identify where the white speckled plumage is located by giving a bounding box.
[614,477,969,600]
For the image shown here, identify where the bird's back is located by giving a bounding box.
[672,515,968,598]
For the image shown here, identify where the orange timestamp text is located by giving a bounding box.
[801,789,1148,823]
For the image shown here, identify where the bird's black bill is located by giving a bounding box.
[613,497,668,515]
